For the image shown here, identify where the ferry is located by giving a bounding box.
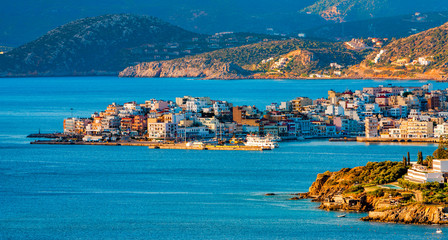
[245,135,279,149]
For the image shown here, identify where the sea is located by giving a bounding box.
[0,77,447,239]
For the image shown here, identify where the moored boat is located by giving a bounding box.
[245,134,279,149]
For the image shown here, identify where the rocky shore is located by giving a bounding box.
[362,204,448,224]
[119,58,251,79]
[304,161,448,225]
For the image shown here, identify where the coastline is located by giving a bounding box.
[296,162,448,225]
[30,140,268,151]
[1,73,447,82]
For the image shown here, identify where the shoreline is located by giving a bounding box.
[1,74,447,82]
[30,140,269,151]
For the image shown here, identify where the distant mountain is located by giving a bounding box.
[349,22,448,80]
[120,39,367,79]
[0,14,282,77]
[304,11,448,41]
[302,0,448,23]
[0,0,321,47]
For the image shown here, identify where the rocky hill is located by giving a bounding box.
[120,39,367,79]
[302,0,448,23]
[349,22,448,80]
[0,14,282,77]
[0,14,201,77]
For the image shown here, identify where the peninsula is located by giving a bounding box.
[302,144,448,225]
[31,83,448,149]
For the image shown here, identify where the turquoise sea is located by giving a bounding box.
[1,77,447,239]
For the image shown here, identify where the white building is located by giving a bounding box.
[186,98,210,112]
[405,159,448,183]
[434,123,448,138]
[325,104,345,116]
[177,126,210,139]
[213,101,230,116]
[147,122,178,139]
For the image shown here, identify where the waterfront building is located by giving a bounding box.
[365,117,379,138]
[434,123,448,138]
[399,118,433,138]
[101,115,120,132]
[404,160,448,183]
[147,122,178,139]
[63,118,77,134]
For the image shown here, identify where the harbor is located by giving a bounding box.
[30,139,270,151]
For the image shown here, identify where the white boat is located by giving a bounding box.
[436,228,442,234]
[337,214,346,218]
[245,135,279,149]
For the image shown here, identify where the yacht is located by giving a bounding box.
[245,135,279,149]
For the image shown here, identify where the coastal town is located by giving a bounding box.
[31,83,448,149]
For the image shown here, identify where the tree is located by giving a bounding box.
[403,156,407,166]
[433,141,448,159]
[426,155,434,168]
[417,151,423,164]
[407,152,410,164]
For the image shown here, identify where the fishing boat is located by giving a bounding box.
[436,228,442,234]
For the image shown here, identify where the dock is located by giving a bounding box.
[30,140,268,151]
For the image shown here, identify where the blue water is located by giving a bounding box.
[1,77,447,239]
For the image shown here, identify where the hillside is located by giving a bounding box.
[302,0,448,23]
[0,14,282,77]
[349,22,448,80]
[304,11,448,41]
[120,39,368,79]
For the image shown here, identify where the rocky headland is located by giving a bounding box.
[119,58,251,79]
[303,161,448,225]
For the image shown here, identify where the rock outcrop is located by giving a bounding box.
[119,58,251,79]
[306,161,448,225]
[362,204,448,224]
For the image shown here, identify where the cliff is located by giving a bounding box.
[119,58,251,79]
[362,204,448,224]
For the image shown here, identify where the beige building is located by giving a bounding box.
[365,117,379,138]
[399,118,433,138]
